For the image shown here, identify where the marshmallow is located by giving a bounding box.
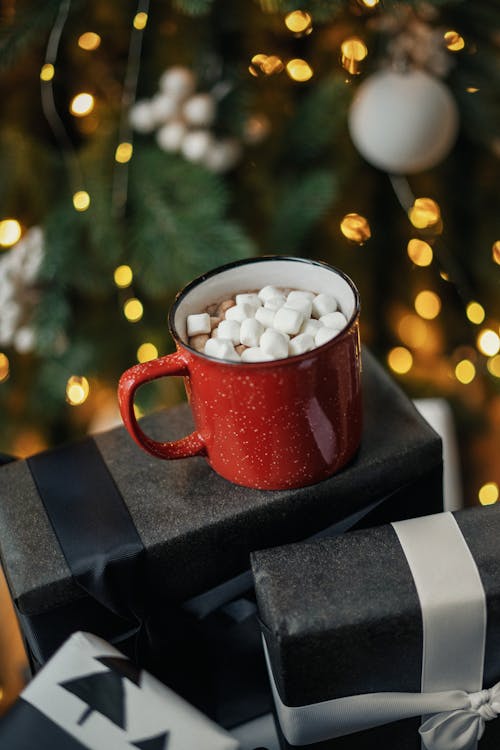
[273,306,303,336]
[205,338,240,361]
[312,293,338,319]
[241,347,274,363]
[217,319,241,344]
[264,295,286,311]
[260,328,289,359]
[289,333,315,357]
[189,334,209,352]
[285,293,312,319]
[240,318,264,348]
[300,318,322,337]
[187,313,211,336]
[255,307,276,329]
[315,327,339,347]
[287,290,315,303]
[258,285,282,303]
[225,303,256,322]
[235,293,261,309]
[320,311,348,330]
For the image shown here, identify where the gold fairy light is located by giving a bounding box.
[70,92,94,116]
[340,213,371,243]
[40,63,55,81]
[466,87,479,94]
[249,54,284,77]
[73,191,90,211]
[137,342,158,363]
[115,142,133,163]
[78,32,101,51]
[359,0,379,6]
[286,59,313,82]
[0,219,21,247]
[387,347,413,374]
[124,298,143,322]
[414,290,441,320]
[397,314,428,349]
[408,198,441,229]
[477,329,500,357]
[114,265,133,288]
[492,241,500,265]
[487,355,500,378]
[407,239,433,267]
[444,31,465,52]
[133,12,148,30]
[340,37,368,75]
[0,353,9,382]
[455,359,476,384]
[284,11,312,36]
[466,301,485,325]
[478,482,499,506]
[66,375,90,406]
[134,404,144,419]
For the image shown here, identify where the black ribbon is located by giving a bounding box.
[0,699,89,750]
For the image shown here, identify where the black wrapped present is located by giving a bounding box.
[0,631,238,750]
[0,350,442,726]
[252,506,500,750]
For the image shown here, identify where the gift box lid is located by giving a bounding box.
[0,348,442,618]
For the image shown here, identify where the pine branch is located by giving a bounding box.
[172,0,216,17]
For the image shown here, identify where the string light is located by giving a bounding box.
[408,198,441,229]
[440,271,450,281]
[137,342,158,362]
[78,32,101,51]
[66,375,90,406]
[115,142,133,163]
[444,31,465,52]
[407,238,433,267]
[455,359,476,384]
[340,38,368,75]
[284,11,312,36]
[73,191,90,211]
[387,347,413,374]
[114,265,133,288]
[397,314,428,349]
[340,213,371,243]
[286,59,313,82]
[477,329,500,357]
[0,219,21,247]
[40,63,55,81]
[466,301,485,325]
[478,482,499,506]
[70,92,95,116]
[0,353,9,382]
[466,87,479,94]
[487,355,500,378]
[492,241,500,265]
[249,54,284,77]
[133,11,148,29]
[414,290,441,320]
[359,0,379,6]
[123,298,143,322]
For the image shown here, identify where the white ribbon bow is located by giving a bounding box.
[420,683,500,750]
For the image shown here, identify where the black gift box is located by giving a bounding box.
[0,350,442,726]
[252,505,500,750]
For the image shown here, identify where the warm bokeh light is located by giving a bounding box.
[487,355,500,378]
[340,213,371,243]
[124,298,143,322]
[492,240,500,265]
[414,290,441,320]
[0,219,21,247]
[440,271,450,281]
[114,265,133,288]
[387,347,413,374]
[455,359,476,384]
[78,32,101,51]
[286,58,313,82]
[407,239,433,267]
[466,301,485,325]
[70,92,94,116]
[0,353,9,383]
[340,37,368,74]
[73,191,90,211]
[66,375,90,406]
[40,63,55,81]
[284,10,312,34]
[134,404,144,419]
[137,342,159,363]
[397,314,428,349]
[444,30,465,51]
[249,54,284,77]
[133,12,148,29]
[408,198,441,229]
[115,142,133,163]
[478,482,499,506]
[466,87,479,94]
[477,329,500,357]
[359,0,379,6]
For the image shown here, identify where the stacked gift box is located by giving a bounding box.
[0,348,446,747]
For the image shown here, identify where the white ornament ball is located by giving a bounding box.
[159,66,196,101]
[156,120,187,153]
[204,138,241,173]
[150,93,179,125]
[129,100,156,134]
[348,69,459,174]
[182,93,216,128]
[180,130,214,163]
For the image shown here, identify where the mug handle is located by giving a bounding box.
[118,351,206,460]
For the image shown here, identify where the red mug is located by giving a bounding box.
[118,256,362,490]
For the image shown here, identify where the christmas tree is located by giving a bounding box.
[0,0,498,503]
